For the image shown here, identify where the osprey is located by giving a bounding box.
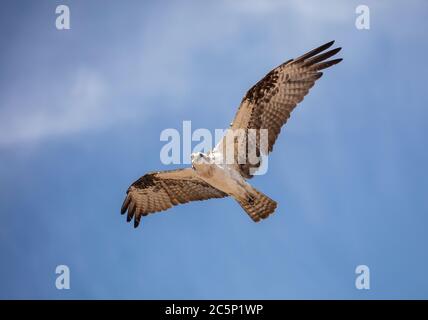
[121,41,342,227]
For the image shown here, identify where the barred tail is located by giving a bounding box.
[235,186,277,222]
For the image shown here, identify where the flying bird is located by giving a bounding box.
[121,41,342,227]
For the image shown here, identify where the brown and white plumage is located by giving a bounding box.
[121,169,227,227]
[219,40,342,178]
[121,41,342,228]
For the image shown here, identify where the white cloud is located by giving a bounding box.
[0,0,409,147]
[0,69,108,146]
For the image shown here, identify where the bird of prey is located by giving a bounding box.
[121,41,342,228]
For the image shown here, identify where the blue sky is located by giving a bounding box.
[1,0,428,299]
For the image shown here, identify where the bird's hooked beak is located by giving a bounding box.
[191,152,206,170]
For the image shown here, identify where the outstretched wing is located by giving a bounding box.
[218,41,342,178]
[121,168,228,227]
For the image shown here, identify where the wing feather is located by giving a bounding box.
[121,168,228,227]
[220,41,342,178]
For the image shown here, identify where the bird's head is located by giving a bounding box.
[191,152,208,169]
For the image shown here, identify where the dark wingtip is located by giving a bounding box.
[302,45,343,70]
[121,195,130,215]
[332,47,341,54]
[316,40,336,52]
[327,58,343,66]
[134,219,141,228]
[294,40,337,63]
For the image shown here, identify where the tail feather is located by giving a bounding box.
[235,187,277,222]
